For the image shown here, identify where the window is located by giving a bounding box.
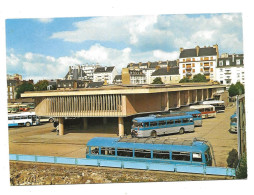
[219,61,223,66]
[90,146,99,155]
[210,68,213,72]
[167,120,174,125]
[200,63,203,66]
[144,122,149,127]
[117,148,133,157]
[174,119,181,124]
[183,70,186,73]
[183,59,186,62]
[210,62,213,66]
[192,63,195,67]
[192,58,195,61]
[182,64,185,68]
[236,59,241,65]
[200,68,203,72]
[210,57,213,60]
[101,147,115,155]
[182,118,189,123]
[158,121,166,126]
[226,60,230,65]
[150,122,157,127]
[134,149,151,158]
[192,153,202,162]
[172,152,190,161]
[8,117,13,120]
[201,57,203,61]
[153,150,170,159]
[192,69,195,73]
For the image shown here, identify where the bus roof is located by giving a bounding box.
[87,137,209,153]
[201,100,224,105]
[190,105,215,109]
[133,114,193,123]
[231,113,237,119]
[170,110,201,115]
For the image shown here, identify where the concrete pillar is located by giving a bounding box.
[207,89,209,100]
[103,117,107,125]
[83,117,88,130]
[59,117,64,136]
[118,117,124,137]
[177,91,181,107]
[195,90,198,103]
[187,90,190,105]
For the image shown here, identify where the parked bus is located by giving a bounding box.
[86,137,214,166]
[190,105,216,119]
[39,116,54,123]
[8,112,40,127]
[131,114,194,138]
[201,100,225,113]
[169,109,202,127]
[230,112,237,133]
[18,104,30,112]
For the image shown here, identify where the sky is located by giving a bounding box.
[6,13,243,82]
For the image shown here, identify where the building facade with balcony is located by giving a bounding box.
[93,66,118,84]
[179,45,219,81]
[216,53,244,85]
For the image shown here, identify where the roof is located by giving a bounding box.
[133,114,193,123]
[87,137,209,153]
[87,82,104,88]
[151,66,179,76]
[180,47,217,58]
[94,66,115,73]
[217,54,244,67]
[113,75,122,80]
[190,105,215,109]
[64,68,87,80]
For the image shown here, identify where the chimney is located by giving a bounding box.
[155,65,160,70]
[213,44,219,58]
[195,46,200,56]
[180,47,184,53]
[167,66,170,72]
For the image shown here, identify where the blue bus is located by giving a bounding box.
[230,112,237,133]
[169,110,202,127]
[86,137,213,166]
[8,112,40,127]
[131,114,194,138]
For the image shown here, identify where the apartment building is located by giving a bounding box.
[216,53,244,85]
[151,66,180,84]
[93,66,118,84]
[179,45,219,81]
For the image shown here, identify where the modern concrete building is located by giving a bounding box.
[93,66,118,84]
[216,53,244,85]
[22,83,227,137]
[151,66,180,84]
[179,45,219,81]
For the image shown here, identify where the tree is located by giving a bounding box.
[152,77,163,84]
[192,74,207,82]
[179,77,191,83]
[34,80,49,91]
[235,82,245,95]
[236,153,247,179]
[227,149,239,168]
[15,82,34,99]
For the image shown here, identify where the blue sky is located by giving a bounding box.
[6,13,243,82]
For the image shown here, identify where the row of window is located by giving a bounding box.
[134,118,193,128]
[182,62,213,68]
[90,147,206,162]
[219,59,242,66]
[182,57,214,62]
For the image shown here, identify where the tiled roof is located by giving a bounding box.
[180,47,217,58]
[94,66,115,73]
[151,66,179,76]
[217,54,244,67]
[87,82,104,88]
[114,75,122,80]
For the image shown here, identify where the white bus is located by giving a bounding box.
[201,100,225,113]
[8,112,40,127]
[190,105,216,119]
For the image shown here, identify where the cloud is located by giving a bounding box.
[37,18,53,23]
[50,13,243,54]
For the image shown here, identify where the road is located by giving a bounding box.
[8,104,237,167]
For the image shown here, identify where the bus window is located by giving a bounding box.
[8,117,13,120]
[133,121,141,127]
[21,116,28,119]
[205,108,211,112]
[167,120,174,125]
[192,153,202,162]
[91,146,99,155]
[144,122,149,127]
[101,147,115,155]
[205,150,211,163]
[182,118,189,123]
[174,119,181,124]
[14,116,21,120]
[150,122,157,127]
[153,150,169,159]
[134,149,151,158]
[172,152,190,161]
[231,118,237,123]
[117,148,133,157]
[192,114,197,118]
[158,121,166,126]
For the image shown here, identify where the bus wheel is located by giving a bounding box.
[49,118,54,123]
[25,122,31,127]
[151,131,157,138]
[179,128,185,134]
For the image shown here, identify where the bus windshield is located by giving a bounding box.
[133,120,142,127]
[231,118,237,123]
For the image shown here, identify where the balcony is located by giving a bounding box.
[186,72,192,76]
[186,66,192,70]
[203,71,210,75]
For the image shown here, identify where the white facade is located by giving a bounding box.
[81,64,101,81]
[179,55,217,81]
[93,67,118,84]
[142,69,156,84]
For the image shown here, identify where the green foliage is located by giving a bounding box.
[34,80,49,91]
[15,82,34,99]
[227,149,239,168]
[179,77,191,83]
[192,74,207,82]
[152,77,164,84]
[228,82,245,97]
[236,153,247,179]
